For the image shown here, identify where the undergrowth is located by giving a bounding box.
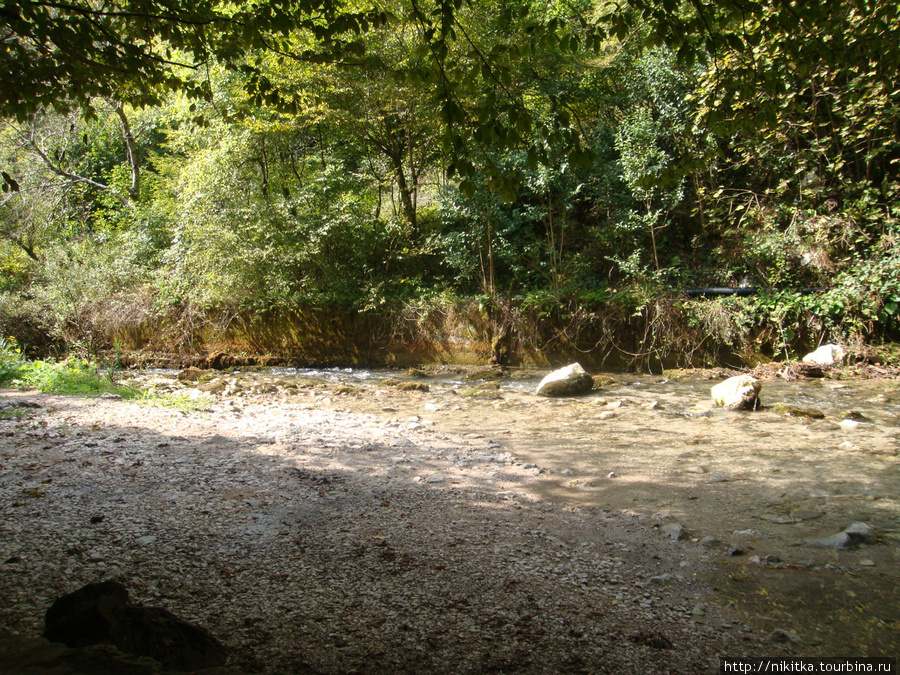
[0,340,143,397]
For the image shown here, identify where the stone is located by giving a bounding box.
[43,581,229,671]
[176,367,205,383]
[772,404,825,419]
[463,368,505,381]
[536,363,594,397]
[396,382,429,392]
[197,379,226,394]
[661,523,684,541]
[648,573,675,585]
[769,629,801,645]
[710,375,760,411]
[806,521,875,549]
[802,344,846,367]
[426,474,444,483]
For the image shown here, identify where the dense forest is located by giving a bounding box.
[1,0,898,369]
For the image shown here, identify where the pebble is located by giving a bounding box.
[661,524,684,541]
[426,474,445,483]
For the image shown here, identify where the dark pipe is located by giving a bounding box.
[684,287,825,297]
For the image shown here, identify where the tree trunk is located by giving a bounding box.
[112,101,140,202]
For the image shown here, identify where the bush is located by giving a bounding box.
[20,356,141,397]
[0,336,26,385]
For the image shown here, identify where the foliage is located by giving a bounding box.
[16,356,141,397]
[2,0,899,367]
[0,335,26,385]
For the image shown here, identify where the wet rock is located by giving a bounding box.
[536,363,594,397]
[396,382,430,392]
[43,581,229,671]
[802,344,846,367]
[772,404,825,419]
[463,368,505,381]
[592,375,618,388]
[711,376,760,411]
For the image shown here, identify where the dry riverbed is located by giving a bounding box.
[1,366,898,673]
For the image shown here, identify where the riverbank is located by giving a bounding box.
[1,366,897,671]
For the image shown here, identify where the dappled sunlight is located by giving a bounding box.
[2,367,899,669]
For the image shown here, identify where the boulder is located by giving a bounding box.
[536,363,594,397]
[0,629,245,674]
[802,344,846,367]
[807,521,875,549]
[711,375,761,411]
[43,581,228,672]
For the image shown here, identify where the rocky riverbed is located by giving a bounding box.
[1,366,898,672]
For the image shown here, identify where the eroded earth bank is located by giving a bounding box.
[1,366,898,673]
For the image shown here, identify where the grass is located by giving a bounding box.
[137,388,213,411]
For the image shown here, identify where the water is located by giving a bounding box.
[213,366,900,426]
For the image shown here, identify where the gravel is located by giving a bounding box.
[0,388,788,673]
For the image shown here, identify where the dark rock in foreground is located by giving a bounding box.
[42,581,230,672]
[0,629,244,675]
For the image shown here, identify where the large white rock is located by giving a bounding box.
[711,375,761,411]
[802,344,846,366]
[536,363,594,397]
